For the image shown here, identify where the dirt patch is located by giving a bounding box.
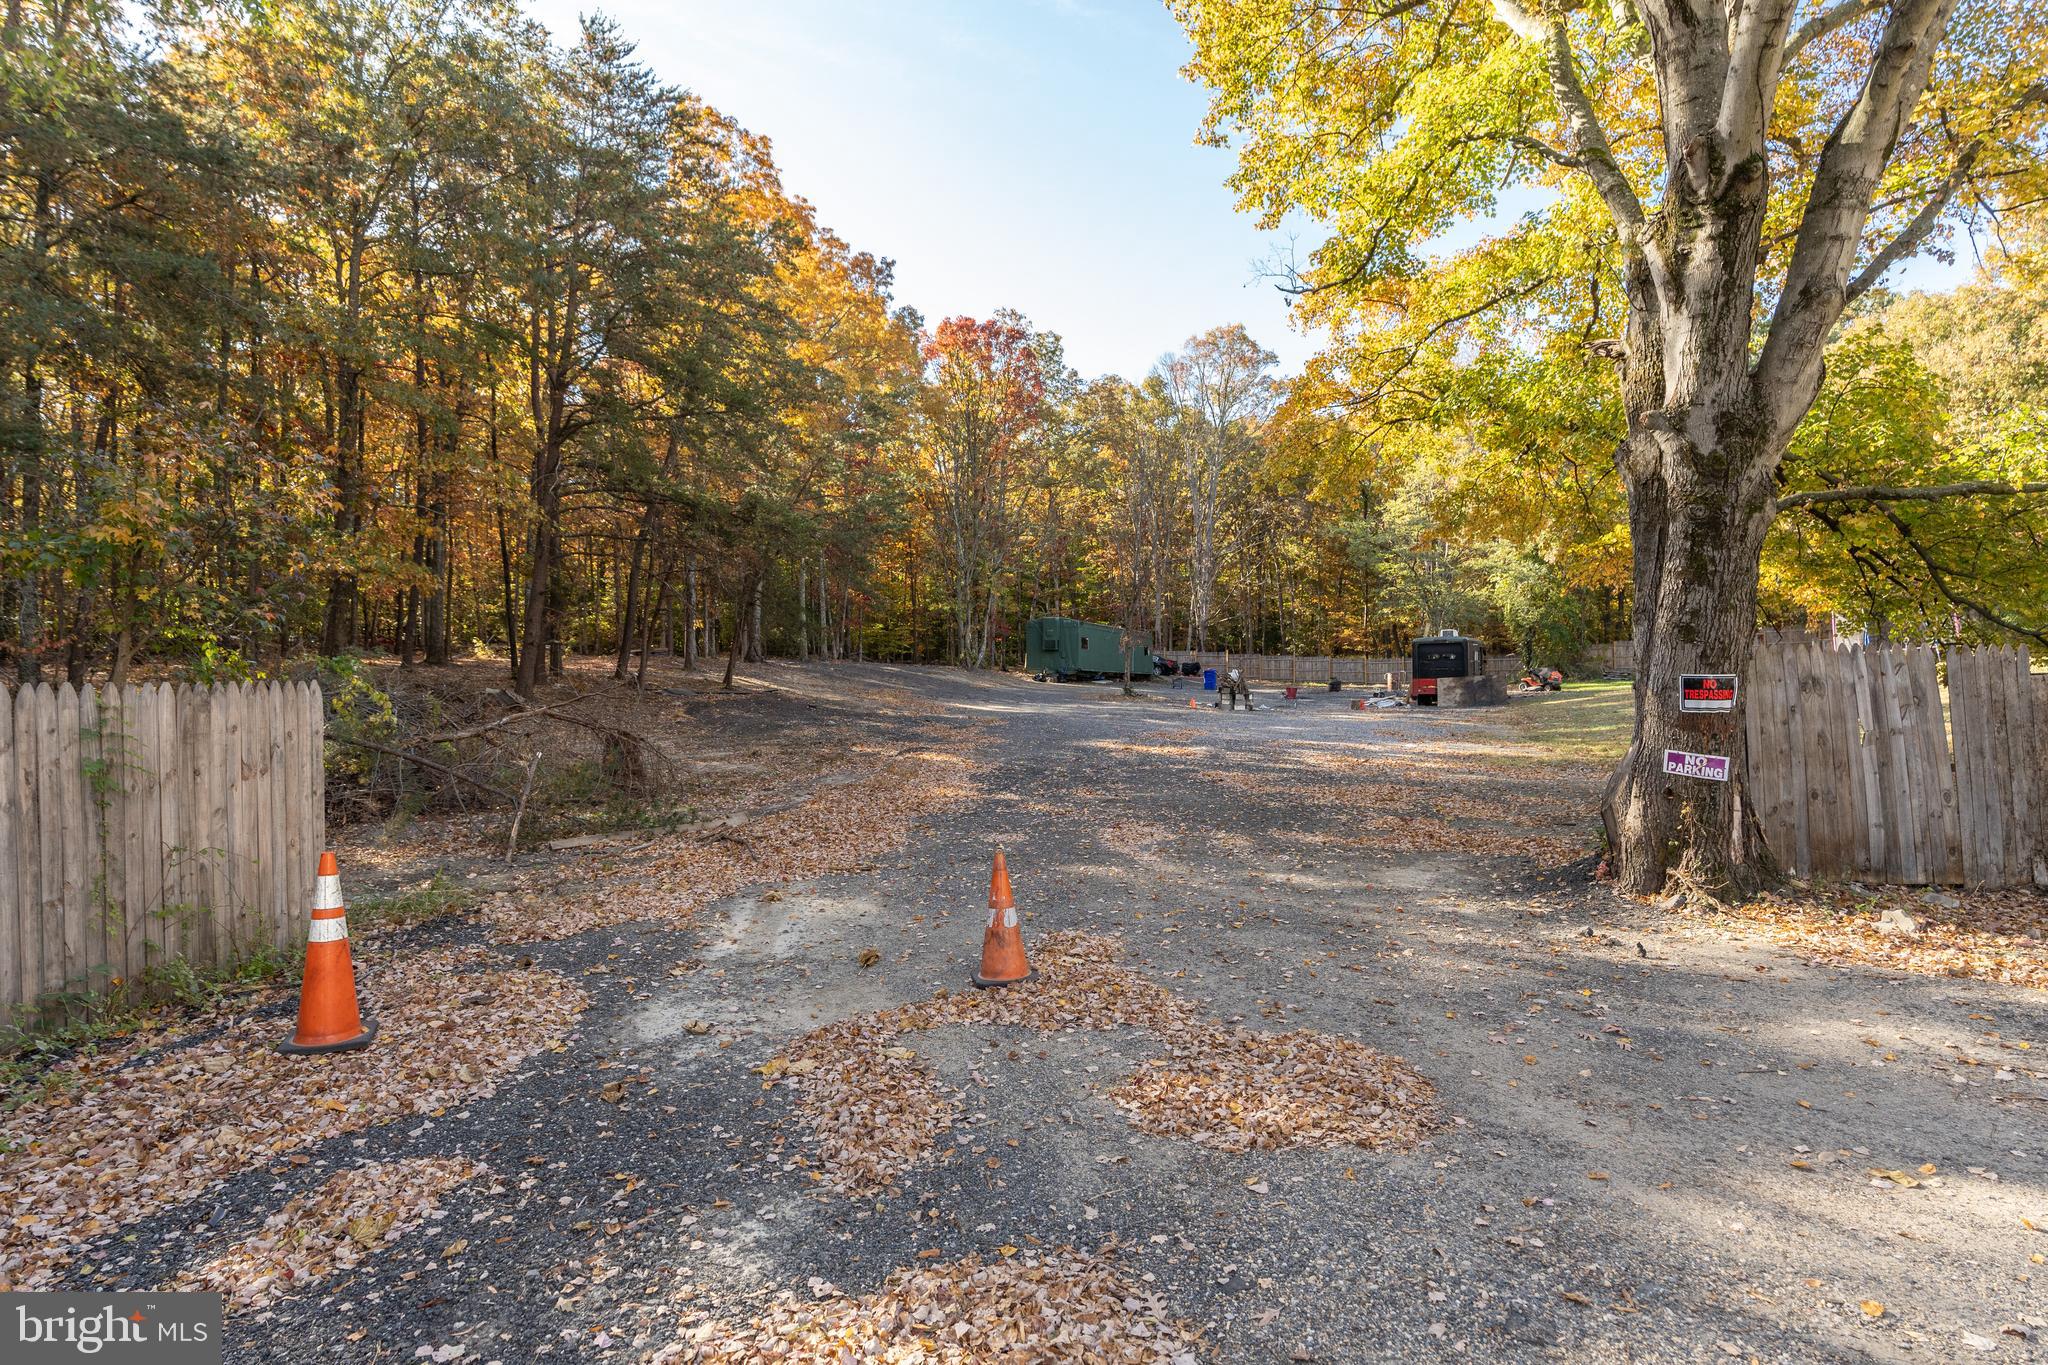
[488,738,980,942]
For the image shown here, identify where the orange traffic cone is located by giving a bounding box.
[973,850,1032,988]
[1187,698,1198,709]
[279,851,376,1054]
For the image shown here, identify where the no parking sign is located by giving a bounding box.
[1663,749,1730,782]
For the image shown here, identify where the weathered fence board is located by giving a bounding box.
[1181,640,1635,689]
[0,681,325,1021]
[1747,643,2042,889]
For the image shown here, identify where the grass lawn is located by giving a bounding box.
[1507,678,1634,765]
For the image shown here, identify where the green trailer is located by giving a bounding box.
[1025,617,1150,681]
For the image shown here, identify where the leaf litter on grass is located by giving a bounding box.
[1694,885,2048,991]
[765,932,1436,1195]
[0,947,584,1290]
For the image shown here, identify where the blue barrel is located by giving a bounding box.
[1203,669,1218,691]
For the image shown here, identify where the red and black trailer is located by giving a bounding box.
[1409,630,1486,705]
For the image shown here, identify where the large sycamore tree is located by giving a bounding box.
[1173,0,2047,894]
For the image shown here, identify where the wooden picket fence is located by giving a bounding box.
[0,681,326,1021]
[1743,643,2044,888]
[1187,640,1636,688]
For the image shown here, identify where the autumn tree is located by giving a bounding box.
[1174,0,2048,894]
[1158,325,1276,651]
[917,313,1049,666]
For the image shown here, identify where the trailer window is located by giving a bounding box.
[1414,643,1468,678]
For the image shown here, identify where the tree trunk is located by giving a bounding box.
[1602,228,1781,897]
[425,513,451,666]
[819,551,832,661]
[639,573,668,688]
[746,577,765,663]
[721,582,742,689]
[515,508,555,699]
[615,525,647,679]
[682,558,697,669]
[1604,443,1778,896]
[545,529,565,679]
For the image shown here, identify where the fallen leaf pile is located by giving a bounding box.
[1197,768,1270,795]
[661,1248,1203,1364]
[772,934,1194,1193]
[768,932,1434,1193]
[1701,885,2048,991]
[171,1156,482,1312]
[0,947,584,1291]
[766,1025,961,1197]
[1108,1026,1438,1153]
[493,741,980,941]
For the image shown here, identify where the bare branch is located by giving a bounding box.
[1775,479,2048,511]
[1847,82,2047,301]
[1845,146,1981,302]
[330,737,517,802]
[1756,0,1961,431]
[1533,17,1649,241]
[1783,0,1885,65]
[1871,501,2048,645]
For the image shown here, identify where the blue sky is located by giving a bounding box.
[528,0,1975,383]
[527,0,1319,381]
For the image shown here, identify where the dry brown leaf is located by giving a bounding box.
[666,1248,1203,1364]
[171,1157,479,1313]
[0,948,582,1290]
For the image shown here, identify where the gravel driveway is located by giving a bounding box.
[95,664,2047,1362]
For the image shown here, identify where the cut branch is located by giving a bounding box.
[331,737,517,802]
[418,685,629,746]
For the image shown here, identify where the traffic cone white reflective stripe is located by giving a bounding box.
[307,914,350,944]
